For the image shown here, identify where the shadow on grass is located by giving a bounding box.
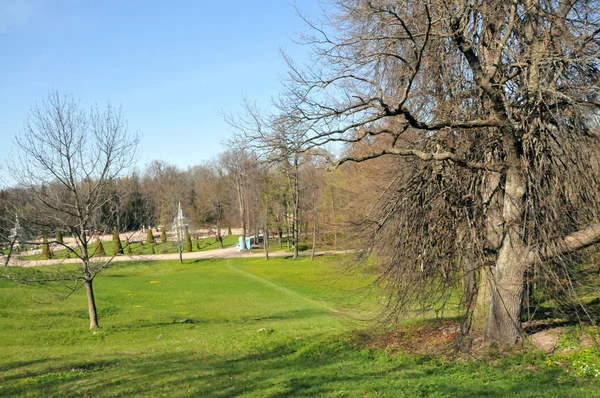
[1,333,589,397]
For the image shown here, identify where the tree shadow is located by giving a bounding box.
[1,334,588,397]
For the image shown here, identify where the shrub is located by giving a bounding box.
[147,229,155,244]
[96,238,106,256]
[55,230,64,245]
[112,226,123,255]
[42,237,52,259]
[185,230,193,252]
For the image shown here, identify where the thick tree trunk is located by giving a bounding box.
[484,165,527,344]
[485,237,527,344]
[84,279,99,329]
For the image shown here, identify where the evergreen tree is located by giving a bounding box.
[96,238,106,256]
[196,239,200,250]
[55,230,64,245]
[146,228,155,244]
[42,236,52,259]
[185,230,193,252]
[125,238,132,255]
[112,226,124,255]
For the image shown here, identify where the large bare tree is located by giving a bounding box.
[284,0,600,344]
[10,91,139,329]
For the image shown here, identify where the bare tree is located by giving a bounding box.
[284,0,600,344]
[220,149,254,251]
[9,91,139,329]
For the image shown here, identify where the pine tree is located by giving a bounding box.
[112,226,124,255]
[185,230,193,252]
[161,228,167,244]
[96,238,106,256]
[42,236,52,259]
[125,238,132,255]
[147,228,155,244]
[55,230,64,245]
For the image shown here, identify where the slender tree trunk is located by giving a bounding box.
[276,213,282,248]
[330,189,337,247]
[311,189,317,261]
[285,202,291,251]
[264,224,269,260]
[84,278,99,329]
[217,218,223,249]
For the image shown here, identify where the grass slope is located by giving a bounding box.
[0,256,598,397]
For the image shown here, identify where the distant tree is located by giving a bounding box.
[55,230,64,245]
[146,229,155,244]
[161,228,167,244]
[185,230,193,252]
[112,226,123,255]
[96,238,106,257]
[42,236,52,259]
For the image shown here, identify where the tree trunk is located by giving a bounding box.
[311,190,317,261]
[472,265,493,331]
[485,237,527,344]
[263,224,269,260]
[285,202,291,251]
[217,219,224,249]
[484,165,527,344]
[84,279,99,329]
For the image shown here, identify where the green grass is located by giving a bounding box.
[19,235,240,260]
[0,256,598,397]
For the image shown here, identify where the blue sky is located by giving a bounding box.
[0,0,325,183]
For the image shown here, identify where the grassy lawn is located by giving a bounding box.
[18,235,240,260]
[0,255,598,397]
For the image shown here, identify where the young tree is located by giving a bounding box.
[161,228,167,244]
[285,1,600,344]
[9,91,139,329]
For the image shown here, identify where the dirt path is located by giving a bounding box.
[9,247,352,267]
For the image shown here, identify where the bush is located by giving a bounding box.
[185,231,193,252]
[42,237,52,259]
[55,230,64,245]
[96,238,106,256]
[147,229,155,244]
[112,226,123,255]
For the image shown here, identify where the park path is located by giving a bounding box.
[10,246,352,267]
